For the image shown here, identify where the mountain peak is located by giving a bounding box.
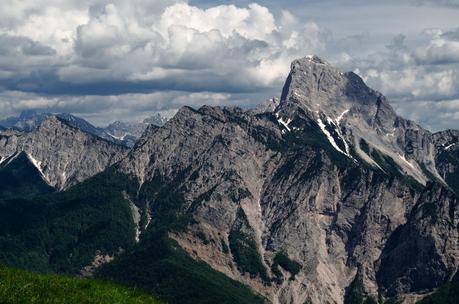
[37,115,63,129]
[18,110,39,119]
[280,55,378,112]
[303,54,329,65]
[276,56,445,185]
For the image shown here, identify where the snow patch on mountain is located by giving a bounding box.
[5,153,20,166]
[336,109,349,124]
[317,117,349,156]
[326,115,352,157]
[445,143,455,150]
[277,116,292,132]
[26,153,50,185]
[0,155,8,165]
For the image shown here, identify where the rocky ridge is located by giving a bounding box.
[0,111,170,148]
[0,116,128,189]
[104,113,170,147]
[277,55,443,185]
[115,56,459,303]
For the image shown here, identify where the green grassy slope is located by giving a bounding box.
[0,265,162,304]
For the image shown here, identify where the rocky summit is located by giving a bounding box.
[0,56,458,304]
[112,56,458,303]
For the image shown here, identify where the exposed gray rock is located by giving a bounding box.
[0,116,128,189]
[252,97,281,114]
[377,183,459,296]
[117,56,459,304]
[0,110,171,148]
[432,129,459,195]
[80,250,115,278]
[104,113,169,148]
[277,55,441,185]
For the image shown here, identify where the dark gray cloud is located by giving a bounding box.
[0,34,56,56]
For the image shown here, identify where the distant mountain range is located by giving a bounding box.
[0,56,457,304]
[0,111,170,147]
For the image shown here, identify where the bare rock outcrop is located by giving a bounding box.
[0,116,128,189]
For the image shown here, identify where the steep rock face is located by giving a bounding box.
[118,105,282,294]
[111,56,458,304]
[433,130,459,195]
[277,55,440,185]
[377,183,459,296]
[0,116,128,189]
[119,106,277,186]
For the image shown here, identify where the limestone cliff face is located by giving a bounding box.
[0,116,128,189]
[432,129,459,196]
[116,56,458,303]
[277,55,442,185]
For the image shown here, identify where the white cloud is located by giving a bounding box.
[346,28,459,130]
[423,36,459,64]
[0,0,322,126]
[364,67,457,100]
[0,89,233,125]
[68,2,326,89]
[157,3,277,40]
[393,98,459,130]
[0,1,326,93]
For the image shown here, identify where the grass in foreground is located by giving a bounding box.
[0,265,163,304]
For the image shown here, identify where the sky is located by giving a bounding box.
[0,0,459,130]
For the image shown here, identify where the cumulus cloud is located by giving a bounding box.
[0,34,56,56]
[422,30,459,64]
[393,98,459,131]
[0,1,326,96]
[0,89,234,125]
[72,2,327,91]
[345,28,459,130]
